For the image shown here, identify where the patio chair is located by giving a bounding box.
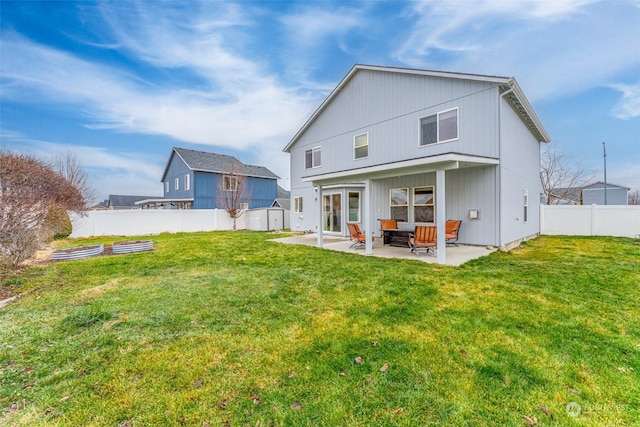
[408,225,437,256]
[347,223,372,250]
[445,220,462,247]
[379,219,398,245]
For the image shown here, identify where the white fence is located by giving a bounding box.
[540,204,640,238]
[70,208,289,238]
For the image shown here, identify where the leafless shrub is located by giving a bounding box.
[217,167,248,231]
[0,150,88,267]
[540,146,594,205]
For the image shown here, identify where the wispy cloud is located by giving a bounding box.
[396,0,640,102]
[0,2,317,151]
[1,132,164,199]
[610,82,640,119]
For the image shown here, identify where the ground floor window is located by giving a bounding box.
[294,196,303,213]
[414,186,435,223]
[390,188,409,222]
[348,191,360,222]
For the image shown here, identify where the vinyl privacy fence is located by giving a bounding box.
[540,204,640,238]
[69,208,289,238]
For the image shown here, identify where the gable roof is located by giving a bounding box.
[283,64,550,152]
[162,147,279,181]
[583,181,630,190]
[108,195,158,208]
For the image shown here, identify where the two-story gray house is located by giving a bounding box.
[147,147,279,210]
[284,65,551,263]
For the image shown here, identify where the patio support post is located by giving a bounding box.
[317,185,324,248]
[364,179,373,254]
[436,169,446,264]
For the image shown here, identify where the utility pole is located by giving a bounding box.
[603,142,607,205]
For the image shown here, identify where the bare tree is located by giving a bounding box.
[51,150,95,206]
[629,189,640,205]
[0,150,88,267]
[540,146,594,205]
[217,169,248,230]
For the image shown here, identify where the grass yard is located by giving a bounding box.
[1,232,639,426]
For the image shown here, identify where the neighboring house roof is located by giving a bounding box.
[549,187,582,204]
[283,64,551,152]
[583,181,630,190]
[108,195,159,209]
[272,198,291,210]
[162,147,279,181]
[90,199,109,210]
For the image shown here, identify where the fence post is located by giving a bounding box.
[590,204,598,236]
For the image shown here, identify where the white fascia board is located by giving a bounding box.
[302,153,499,185]
[135,198,194,205]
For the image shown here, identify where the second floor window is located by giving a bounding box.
[175,177,179,190]
[305,147,321,169]
[354,133,368,159]
[165,181,169,193]
[184,174,190,191]
[420,107,458,146]
[223,175,238,191]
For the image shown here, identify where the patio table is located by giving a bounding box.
[381,228,414,247]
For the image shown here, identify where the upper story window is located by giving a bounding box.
[165,181,169,193]
[414,186,435,223]
[174,177,179,190]
[354,133,368,159]
[184,174,190,191]
[420,107,459,146]
[305,147,321,169]
[294,196,303,213]
[223,175,238,191]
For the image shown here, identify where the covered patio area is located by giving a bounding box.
[272,233,497,266]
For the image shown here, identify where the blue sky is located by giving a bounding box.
[1,0,639,201]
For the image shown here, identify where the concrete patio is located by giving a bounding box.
[272,233,497,266]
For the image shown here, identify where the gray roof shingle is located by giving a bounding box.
[173,147,279,180]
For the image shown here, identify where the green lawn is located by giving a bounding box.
[1,232,639,426]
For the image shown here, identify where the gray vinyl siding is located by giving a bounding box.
[369,167,498,245]
[164,154,193,200]
[295,69,500,178]
[582,186,628,205]
[498,96,543,246]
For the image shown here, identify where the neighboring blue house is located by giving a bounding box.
[141,147,279,210]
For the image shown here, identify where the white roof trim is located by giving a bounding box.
[135,198,194,205]
[283,64,551,152]
[302,153,499,185]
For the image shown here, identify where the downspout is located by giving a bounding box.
[498,83,515,248]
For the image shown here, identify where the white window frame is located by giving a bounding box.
[354,133,368,160]
[174,177,179,190]
[240,202,249,210]
[419,107,459,146]
[305,147,321,169]
[223,175,238,191]
[348,191,361,222]
[413,186,435,223]
[523,189,529,223]
[294,196,303,213]
[184,174,190,191]
[165,181,169,193]
[389,188,409,222]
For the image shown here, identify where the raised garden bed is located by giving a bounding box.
[51,244,104,261]
[112,240,154,254]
